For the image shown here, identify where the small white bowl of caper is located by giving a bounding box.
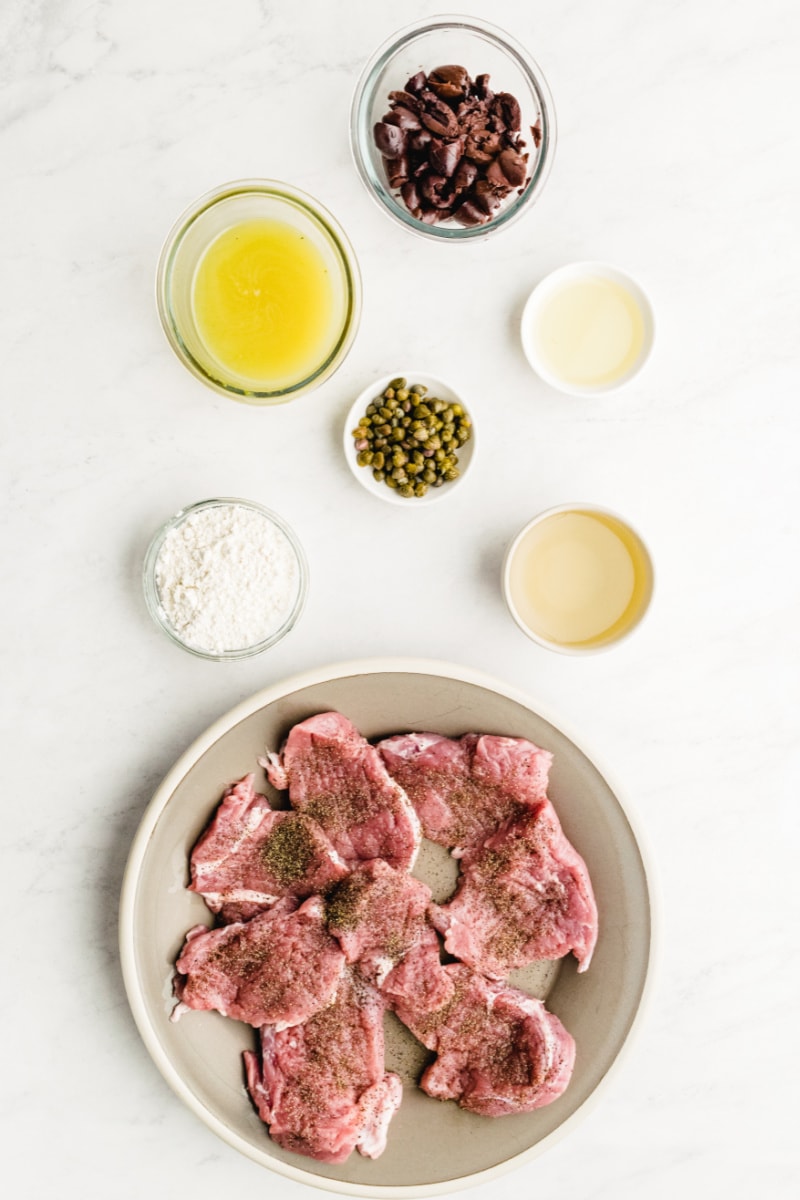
[344,372,476,505]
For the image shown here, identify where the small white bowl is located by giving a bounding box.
[520,262,655,397]
[502,503,654,655]
[343,372,476,506]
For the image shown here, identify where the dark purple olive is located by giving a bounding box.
[453,199,490,226]
[427,64,469,99]
[374,121,406,158]
[429,137,463,178]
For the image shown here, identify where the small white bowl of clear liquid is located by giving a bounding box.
[521,262,655,396]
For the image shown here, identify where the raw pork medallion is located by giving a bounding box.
[393,964,575,1116]
[264,712,421,871]
[172,896,345,1029]
[378,731,552,857]
[244,968,402,1164]
[188,773,348,922]
[325,858,450,1010]
[432,799,598,978]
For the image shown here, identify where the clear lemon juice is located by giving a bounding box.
[191,218,336,389]
[508,510,651,647]
[533,275,646,388]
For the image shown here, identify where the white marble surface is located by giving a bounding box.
[2,0,799,1195]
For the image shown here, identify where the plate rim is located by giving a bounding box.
[119,656,660,1197]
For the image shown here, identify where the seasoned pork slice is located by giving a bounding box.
[394,964,575,1116]
[189,774,348,922]
[173,896,345,1029]
[325,859,450,1009]
[432,799,598,977]
[263,713,421,872]
[244,968,403,1163]
[378,732,552,857]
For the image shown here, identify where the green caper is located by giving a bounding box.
[413,427,429,442]
[372,451,385,470]
[410,384,427,396]
[385,475,398,488]
[444,467,459,481]
[398,483,414,497]
[372,468,385,482]
[356,450,371,467]
[414,482,428,497]
[388,377,406,391]
[396,388,409,402]
[423,469,436,484]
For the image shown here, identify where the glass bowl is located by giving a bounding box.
[343,371,476,506]
[156,180,362,403]
[350,15,556,242]
[143,498,308,660]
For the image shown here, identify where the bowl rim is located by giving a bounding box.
[155,178,362,404]
[349,14,557,242]
[520,262,656,396]
[118,656,660,1196]
[501,503,655,654]
[342,370,477,505]
[142,496,309,660]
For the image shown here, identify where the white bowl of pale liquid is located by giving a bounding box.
[502,504,654,654]
[521,263,655,396]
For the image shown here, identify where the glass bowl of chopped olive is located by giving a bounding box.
[350,15,556,241]
[343,373,476,505]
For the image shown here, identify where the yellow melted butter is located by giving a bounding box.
[533,275,646,388]
[191,217,336,388]
[509,510,650,647]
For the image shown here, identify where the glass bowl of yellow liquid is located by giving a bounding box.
[157,180,362,403]
[502,504,654,654]
[521,263,654,396]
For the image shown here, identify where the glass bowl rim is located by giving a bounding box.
[349,13,557,242]
[142,496,309,661]
[155,179,362,403]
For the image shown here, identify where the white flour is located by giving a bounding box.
[155,503,301,654]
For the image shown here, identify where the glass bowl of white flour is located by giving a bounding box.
[143,498,308,660]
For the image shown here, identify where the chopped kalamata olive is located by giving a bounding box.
[491,92,522,132]
[429,137,463,178]
[427,64,470,99]
[373,64,539,229]
[420,96,460,138]
[374,121,406,158]
[487,147,528,188]
[384,154,409,188]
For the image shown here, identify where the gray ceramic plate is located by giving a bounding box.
[119,659,654,1196]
